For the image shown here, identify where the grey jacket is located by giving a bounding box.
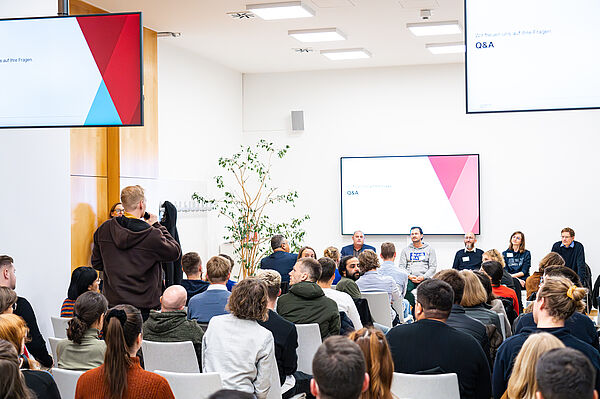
[399,242,437,278]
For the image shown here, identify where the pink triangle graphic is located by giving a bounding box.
[428,156,469,198]
[449,156,480,234]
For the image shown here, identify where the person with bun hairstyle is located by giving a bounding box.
[492,277,600,399]
[0,339,34,399]
[348,327,394,399]
[56,291,108,370]
[502,333,565,399]
[323,246,342,284]
[0,314,61,399]
[61,266,100,317]
[75,305,174,399]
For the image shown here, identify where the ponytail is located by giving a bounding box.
[66,291,108,345]
[103,305,142,399]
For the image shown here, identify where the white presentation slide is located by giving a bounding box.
[466,0,600,113]
[340,155,480,235]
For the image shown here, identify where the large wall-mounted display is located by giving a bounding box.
[0,13,143,128]
[341,155,480,235]
[465,0,600,113]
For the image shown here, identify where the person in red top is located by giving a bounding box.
[75,304,174,399]
[482,261,520,316]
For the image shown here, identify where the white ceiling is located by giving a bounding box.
[88,0,465,73]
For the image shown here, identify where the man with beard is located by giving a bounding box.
[335,255,361,299]
[452,232,483,271]
[399,226,437,309]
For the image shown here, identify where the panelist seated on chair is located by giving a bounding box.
[340,230,376,258]
[144,285,204,366]
[398,227,437,310]
[57,291,108,371]
[356,250,403,324]
[188,256,232,323]
[452,232,483,271]
[386,279,492,399]
[277,258,340,340]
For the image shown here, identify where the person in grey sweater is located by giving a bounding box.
[398,226,437,308]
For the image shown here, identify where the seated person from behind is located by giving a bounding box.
[255,269,299,397]
[61,266,101,317]
[536,347,598,399]
[340,230,376,258]
[276,257,340,340]
[260,235,298,294]
[317,257,363,330]
[218,254,237,291]
[57,291,108,370]
[336,255,362,299]
[356,250,404,323]
[202,278,279,399]
[386,279,492,399]
[143,285,204,366]
[310,336,369,399]
[525,252,565,300]
[180,252,209,305]
[481,260,519,316]
[379,242,409,298]
[452,232,484,271]
[0,286,17,314]
[188,256,232,323]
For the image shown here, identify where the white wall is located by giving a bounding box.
[156,41,243,267]
[0,0,71,351]
[242,64,600,279]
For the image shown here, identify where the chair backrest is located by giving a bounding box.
[141,340,200,373]
[361,292,392,328]
[52,368,84,399]
[295,323,322,374]
[51,316,70,339]
[155,370,222,399]
[391,372,460,399]
[495,312,507,340]
[48,337,61,367]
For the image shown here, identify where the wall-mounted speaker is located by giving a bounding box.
[291,110,304,131]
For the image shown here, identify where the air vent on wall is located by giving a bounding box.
[227,11,255,19]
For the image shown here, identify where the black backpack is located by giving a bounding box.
[497,296,518,324]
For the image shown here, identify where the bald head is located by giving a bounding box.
[161,285,187,312]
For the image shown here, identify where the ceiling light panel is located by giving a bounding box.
[288,28,346,42]
[321,48,371,60]
[426,42,465,54]
[246,1,315,20]
[406,20,462,36]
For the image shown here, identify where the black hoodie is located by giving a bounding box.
[91,216,181,309]
[160,201,182,287]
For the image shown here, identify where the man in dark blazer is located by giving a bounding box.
[340,230,376,258]
[386,279,492,399]
[260,235,297,294]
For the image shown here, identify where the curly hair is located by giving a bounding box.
[226,278,268,322]
[358,250,379,273]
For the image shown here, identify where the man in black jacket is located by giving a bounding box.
[0,255,53,368]
[92,185,181,320]
[386,279,491,399]
[434,269,491,366]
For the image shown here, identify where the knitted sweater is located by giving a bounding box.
[75,357,174,399]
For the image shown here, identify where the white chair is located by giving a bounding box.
[295,323,322,374]
[48,337,62,367]
[51,316,70,339]
[141,340,200,373]
[495,312,507,340]
[154,370,222,399]
[391,372,460,399]
[52,368,84,399]
[361,292,393,328]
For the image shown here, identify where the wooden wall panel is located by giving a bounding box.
[70,127,107,176]
[71,176,108,271]
[120,27,159,178]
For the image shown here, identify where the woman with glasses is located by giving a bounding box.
[109,202,125,218]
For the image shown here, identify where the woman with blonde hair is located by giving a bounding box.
[0,314,61,398]
[502,333,565,399]
[348,327,394,399]
[483,249,516,289]
[460,270,503,335]
[492,277,600,398]
[324,246,342,284]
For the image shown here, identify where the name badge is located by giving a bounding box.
[507,253,514,258]
[462,256,470,262]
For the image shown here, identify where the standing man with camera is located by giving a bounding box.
[92,185,181,321]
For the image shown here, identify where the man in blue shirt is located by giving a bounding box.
[260,235,298,294]
[341,230,376,258]
[551,227,586,284]
[188,255,232,323]
[452,232,483,271]
[379,242,409,298]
